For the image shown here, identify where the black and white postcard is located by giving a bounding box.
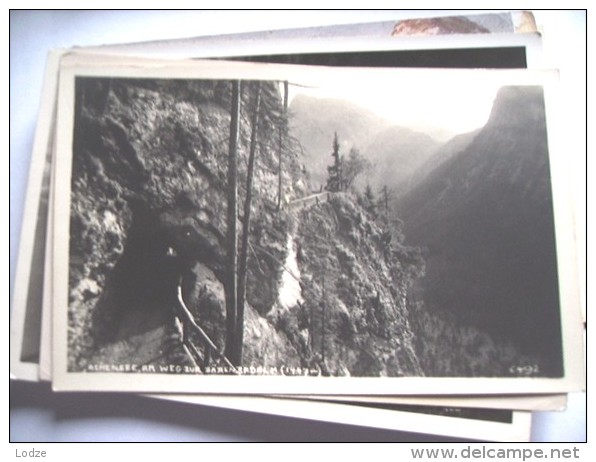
[51,55,583,394]
[12,21,545,386]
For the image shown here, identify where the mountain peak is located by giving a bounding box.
[487,86,546,129]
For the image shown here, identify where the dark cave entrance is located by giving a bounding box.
[92,204,184,346]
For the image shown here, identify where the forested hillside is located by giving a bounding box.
[276,194,424,376]
[397,86,562,376]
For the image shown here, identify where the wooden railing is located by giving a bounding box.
[288,191,332,210]
[174,281,237,372]
[171,190,340,372]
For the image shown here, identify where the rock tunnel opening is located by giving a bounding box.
[92,203,184,348]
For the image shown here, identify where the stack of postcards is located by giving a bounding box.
[10,11,586,442]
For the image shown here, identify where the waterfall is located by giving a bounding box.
[278,234,303,310]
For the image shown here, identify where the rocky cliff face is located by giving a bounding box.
[68,78,305,370]
[285,194,423,377]
[68,76,427,378]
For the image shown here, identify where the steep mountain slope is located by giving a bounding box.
[289,94,442,194]
[280,194,424,377]
[404,128,480,193]
[397,86,562,376]
[363,126,440,193]
[289,95,390,189]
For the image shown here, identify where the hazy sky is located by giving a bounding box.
[287,70,509,141]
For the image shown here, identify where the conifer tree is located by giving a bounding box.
[381,185,391,225]
[325,132,342,192]
[343,147,369,191]
[363,183,377,218]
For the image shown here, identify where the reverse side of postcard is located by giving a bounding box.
[52,55,584,394]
